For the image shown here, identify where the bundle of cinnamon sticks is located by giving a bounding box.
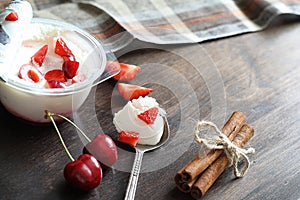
[174,111,254,199]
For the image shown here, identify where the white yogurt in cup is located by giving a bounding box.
[0,18,109,123]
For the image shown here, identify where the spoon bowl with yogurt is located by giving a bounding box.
[124,115,170,200]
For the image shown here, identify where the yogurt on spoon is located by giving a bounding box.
[113,96,165,145]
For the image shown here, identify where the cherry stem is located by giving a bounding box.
[45,110,75,162]
[46,111,92,143]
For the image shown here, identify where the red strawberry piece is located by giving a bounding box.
[118,83,152,101]
[62,55,75,62]
[46,80,65,88]
[62,60,79,79]
[118,131,139,147]
[137,107,159,125]
[28,70,41,83]
[5,12,18,21]
[31,44,48,66]
[113,62,140,81]
[54,37,75,61]
[44,69,67,82]
[64,154,102,191]
[18,64,42,83]
[85,134,118,168]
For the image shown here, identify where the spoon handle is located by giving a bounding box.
[124,149,144,200]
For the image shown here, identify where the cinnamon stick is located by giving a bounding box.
[177,111,246,184]
[190,124,254,199]
[177,177,198,193]
[174,168,183,186]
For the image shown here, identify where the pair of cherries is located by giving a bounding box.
[45,111,118,191]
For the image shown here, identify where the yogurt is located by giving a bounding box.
[113,96,165,145]
[0,0,33,81]
[12,23,92,88]
[0,18,106,123]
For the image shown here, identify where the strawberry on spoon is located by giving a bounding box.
[138,107,159,125]
[118,131,139,147]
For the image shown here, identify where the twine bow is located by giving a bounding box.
[194,121,255,178]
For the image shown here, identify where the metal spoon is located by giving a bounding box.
[124,116,170,200]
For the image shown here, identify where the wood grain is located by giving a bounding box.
[0,16,300,200]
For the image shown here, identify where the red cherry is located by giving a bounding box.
[64,154,102,191]
[85,134,118,168]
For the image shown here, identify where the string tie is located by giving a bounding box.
[194,121,255,178]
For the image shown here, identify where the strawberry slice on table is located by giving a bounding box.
[31,44,48,66]
[18,64,42,83]
[137,107,159,125]
[118,131,139,147]
[5,12,18,21]
[113,62,140,81]
[45,69,67,82]
[62,60,79,79]
[54,37,75,61]
[118,83,152,101]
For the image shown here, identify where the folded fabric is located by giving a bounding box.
[1,0,300,51]
[32,2,134,52]
[72,0,300,44]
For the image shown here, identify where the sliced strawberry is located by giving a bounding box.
[118,131,139,147]
[28,69,41,83]
[31,44,48,66]
[118,83,152,101]
[5,12,18,21]
[62,60,79,79]
[62,55,75,62]
[18,64,42,83]
[137,107,159,125]
[44,69,66,82]
[46,80,65,88]
[113,63,140,81]
[54,37,75,61]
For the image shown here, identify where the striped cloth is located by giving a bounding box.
[1,0,300,51]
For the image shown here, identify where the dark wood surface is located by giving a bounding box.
[1,16,300,200]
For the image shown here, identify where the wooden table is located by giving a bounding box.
[0,15,299,200]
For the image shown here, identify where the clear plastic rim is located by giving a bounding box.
[4,18,107,96]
